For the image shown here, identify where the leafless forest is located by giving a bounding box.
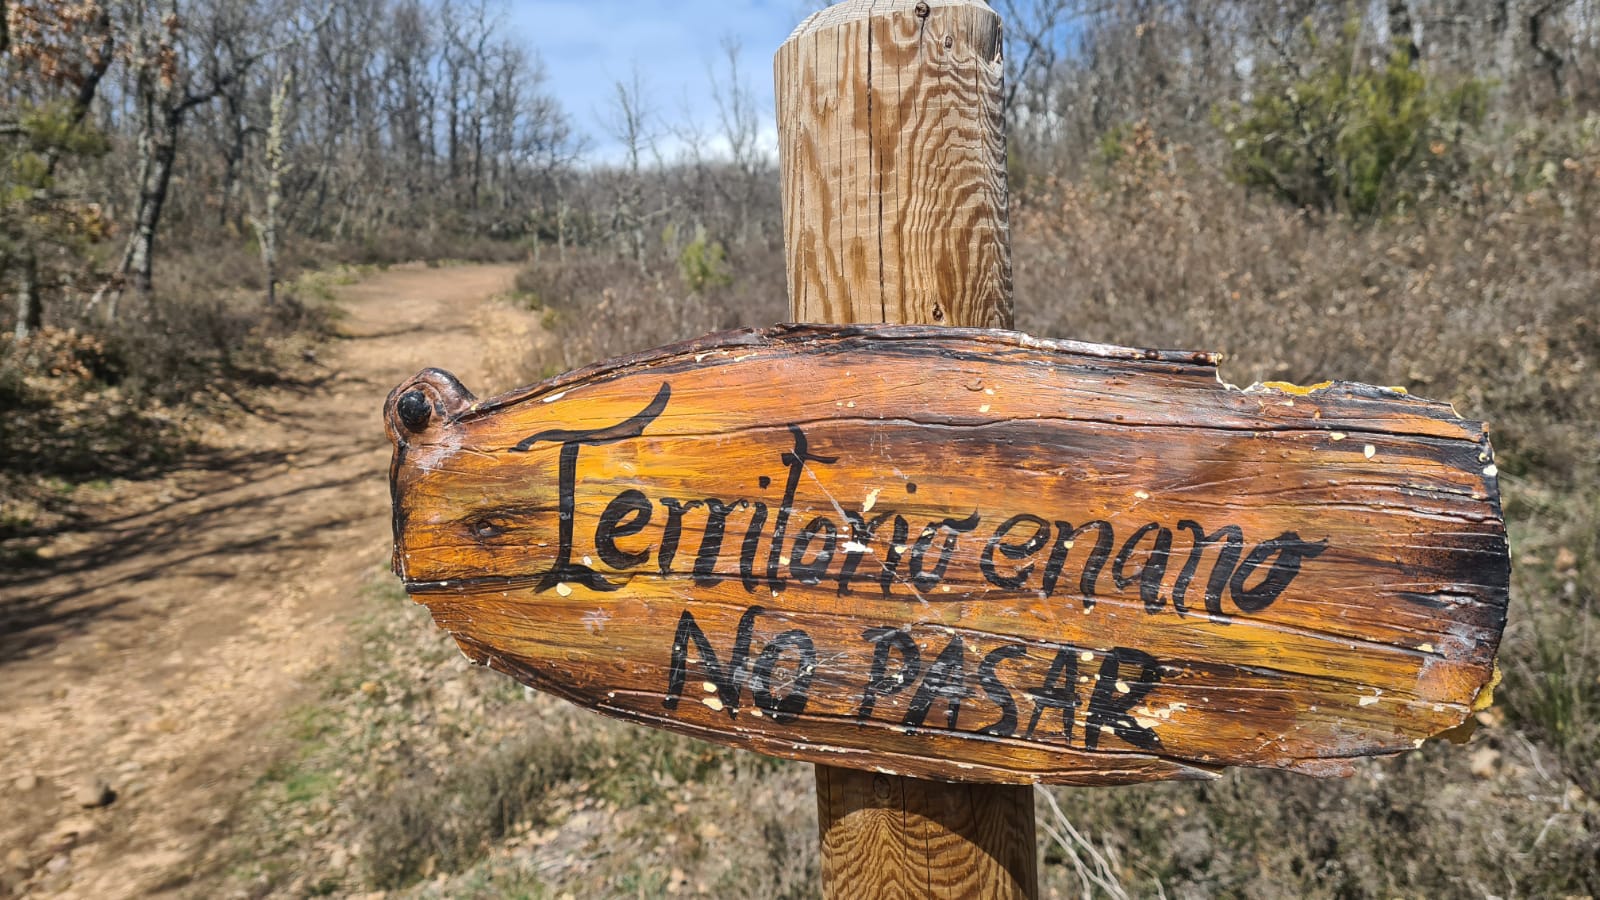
[3,0,1598,897]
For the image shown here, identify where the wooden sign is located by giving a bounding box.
[385,324,1508,786]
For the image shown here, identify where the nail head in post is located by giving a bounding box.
[397,389,433,433]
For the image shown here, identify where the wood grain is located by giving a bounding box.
[775,0,1012,330]
[384,324,1509,785]
[816,769,1037,898]
[777,5,1031,890]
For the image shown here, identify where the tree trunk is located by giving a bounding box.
[470,116,483,210]
[1494,0,1517,80]
[557,200,568,262]
[220,96,248,232]
[255,75,291,308]
[14,253,41,341]
[1388,0,1422,63]
[119,112,181,304]
[1529,4,1567,99]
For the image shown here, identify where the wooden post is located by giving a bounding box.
[775,2,1035,896]
[777,0,1013,331]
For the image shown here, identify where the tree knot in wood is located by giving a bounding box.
[385,368,478,447]
[397,390,432,433]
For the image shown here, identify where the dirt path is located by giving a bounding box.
[0,263,539,898]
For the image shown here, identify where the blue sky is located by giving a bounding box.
[508,1,819,164]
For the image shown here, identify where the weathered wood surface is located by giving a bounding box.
[776,0,1012,330]
[776,1,1034,890]
[385,324,1509,786]
[815,771,1037,897]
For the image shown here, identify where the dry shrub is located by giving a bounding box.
[0,327,188,481]
[514,243,786,376]
[0,231,522,487]
[0,241,347,552]
[1014,125,1599,471]
[1038,743,1598,899]
[99,293,293,401]
[333,230,533,269]
[1011,124,1600,896]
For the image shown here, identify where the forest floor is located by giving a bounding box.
[0,263,540,898]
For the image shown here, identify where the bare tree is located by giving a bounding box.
[101,0,278,311]
[605,68,655,272]
[707,38,771,245]
[250,72,292,307]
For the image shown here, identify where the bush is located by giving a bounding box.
[676,225,733,294]
[1218,20,1487,218]
[0,327,186,480]
[1,100,113,311]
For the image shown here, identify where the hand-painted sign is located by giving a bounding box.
[385,324,1508,785]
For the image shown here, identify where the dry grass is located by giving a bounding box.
[511,243,786,375]
[1013,127,1600,486]
[1000,128,1600,896]
[224,578,819,899]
